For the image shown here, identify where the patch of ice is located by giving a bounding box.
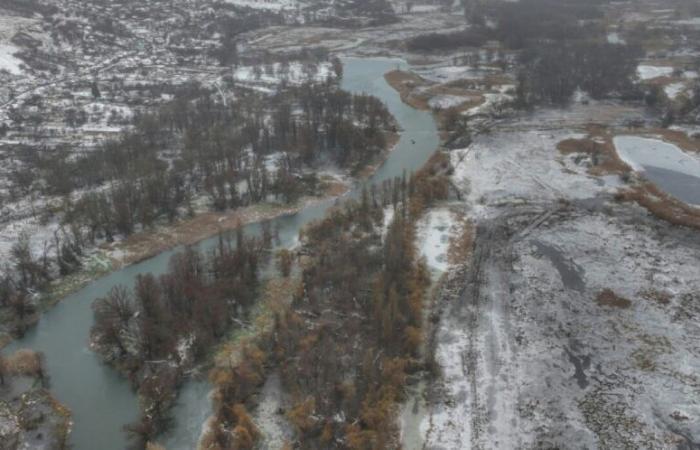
[613,135,700,178]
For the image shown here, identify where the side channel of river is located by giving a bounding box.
[6,57,439,449]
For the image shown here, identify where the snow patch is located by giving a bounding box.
[637,65,673,81]
[0,44,23,75]
[415,208,456,272]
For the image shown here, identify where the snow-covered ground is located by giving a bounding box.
[232,61,333,85]
[637,65,673,80]
[415,100,700,448]
[417,65,499,84]
[0,44,23,75]
[415,207,457,272]
[428,94,474,110]
[253,373,294,448]
[223,0,299,10]
[505,212,700,448]
[664,81,687,99]
[449,129,622,220]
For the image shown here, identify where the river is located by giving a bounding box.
[6,57,439,449]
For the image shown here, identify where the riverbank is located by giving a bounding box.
[0,126,401,350]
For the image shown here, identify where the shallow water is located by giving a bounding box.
[5,57,439,449]
[614,135,700,205]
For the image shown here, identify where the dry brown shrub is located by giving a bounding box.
[596,289,632,309]
[616,182,700,230]
[556,136,630,175]
[384,70,432,110]
[5,349,43,378]
[448,217,474,265]
[639,289,672,305]
[287,397,316,433]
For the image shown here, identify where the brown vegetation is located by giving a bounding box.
[557,132,631,176]
[596,289,632,309]
[639,289,672,305]
[616,182,700,230]
[384,70,431,111]
[448,214,474,265]
[2,349,46,381]
[198,140,452,449]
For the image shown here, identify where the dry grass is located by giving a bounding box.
[557,129,631,176]
[560,126,700,230]
[639,288,672,305]
[596,289,632,309]
[384,70,432,110]
[448,215,474,265]
[354,130,401,178]
[4,349,44,377]
[616,182,700,230]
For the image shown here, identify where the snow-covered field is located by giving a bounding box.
[449,129,622,219]
[414,100,700,448]
[505,212,700,448]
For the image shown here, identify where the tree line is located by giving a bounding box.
[91,225,275,447]
[1,70,395,338]
[200,153,451,449]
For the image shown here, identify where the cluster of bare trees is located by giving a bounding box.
[517,41,642,105]
[198,154,451,449]
[91,226,275,446]
[272,170,447,449]
[31,77,392,244]
[467,0,642,105]
[0,227,85,336]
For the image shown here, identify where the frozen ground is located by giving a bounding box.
[414,102,700,449]
[428,94,475,110]
[664,82,687,99]
[637,65,674,81]
[449,129,622,220]
[0,44,23,75]
[232,61,333,86]
[224,0,299,11]
[415,207,457,272]
[253,372,294,448]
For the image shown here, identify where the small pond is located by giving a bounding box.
[613,135,700,205]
